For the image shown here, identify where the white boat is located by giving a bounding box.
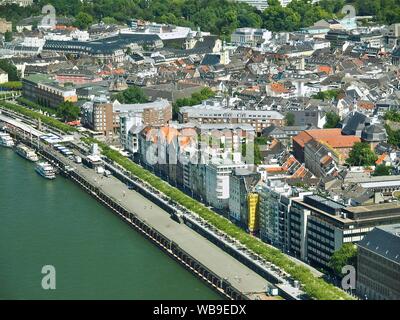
[15,144,39,162]
[35,162,56,180]
[0,132,15,148]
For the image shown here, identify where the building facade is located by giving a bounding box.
[357,224,400,300]
[22,74,78,109]
[0,18,12,34]
[179,101,285,134]
[0,68,8,84]
[289,196,400,269]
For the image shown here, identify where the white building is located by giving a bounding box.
[235,0,320,11]
[257,180,312,251]
[0,68,8,84]
[205,158,247,210]
[0,0,33,7]
[118,99,172,153]
[231,28,272,47]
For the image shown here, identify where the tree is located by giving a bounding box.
[74,12,94,30]
[313,89,341,101]
[373,164,392,176]
[173,87,215,119]
[384,110,400,122]
[346,142,378,166]
[112,86,148,104]
[102,16,118,25]
[284,112,295,126]
[329,243,357,277]
[324,111,341,129]
[56,101,80,122]
[385,124,400,147]
[0,59,19,81]
[262,3,302,32]
[4,30,12,42]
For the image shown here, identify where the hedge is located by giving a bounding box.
[0,81,22,90]
[0,101,76,134]
[17,97,56,116]
[83,137,353,301]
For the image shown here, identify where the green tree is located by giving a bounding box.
[173,87,215,119]
[324,111,341,129]
[56,101,80,122]
[102,16,118,25]
[4,30,12,42]
[262,2,302,32]
[74,12,94,30]
[284,112,295,126]
[313,89,341,101]
[384,110,400,122]
[373,164,392,176]
[112,86,148,104]
[385,124,400,147]
[346,142,378,166]
[0,59,19,81]
[329,243,357,276]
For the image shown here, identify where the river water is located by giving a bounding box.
[0,147,221,299]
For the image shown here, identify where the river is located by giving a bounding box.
[0,147,221,300]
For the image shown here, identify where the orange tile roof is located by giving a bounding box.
[318,65,332,74]
[318,136,360,148]
[293,129,360,149]
[270,83,289,94]
[266,167,285,173]
[375,153,387,165]
[357,101,375,110]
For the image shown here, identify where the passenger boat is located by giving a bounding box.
[35,162,56,180]
[15,143,39,162]
[0,132,15,148]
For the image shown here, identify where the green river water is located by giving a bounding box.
[0,147,221,300]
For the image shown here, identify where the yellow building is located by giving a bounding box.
[247,193,259,234]
[0,18,12,34]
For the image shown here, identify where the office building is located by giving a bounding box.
[357,224,400,300]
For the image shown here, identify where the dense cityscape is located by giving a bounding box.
[0,0,399,302]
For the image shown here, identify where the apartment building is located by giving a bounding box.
[289,195,400,269]
[119,99,172,151]
[81,97,118,136]
[229,168,261,229]
[357,224,400,300]
[179,100,285,133]
[205,158,248,211]
[22,74,78,109]
[257,180,312,251]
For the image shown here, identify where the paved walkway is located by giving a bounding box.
[63,156,275,298]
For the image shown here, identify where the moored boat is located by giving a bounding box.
[0,132,15,148]
[35,162,56,180]
[15,143,39,162]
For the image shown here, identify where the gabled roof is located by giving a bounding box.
[201,54,221,66]
[358,224,400,264]
[341,111,369,136]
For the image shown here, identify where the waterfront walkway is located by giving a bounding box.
[64,156,272,297]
